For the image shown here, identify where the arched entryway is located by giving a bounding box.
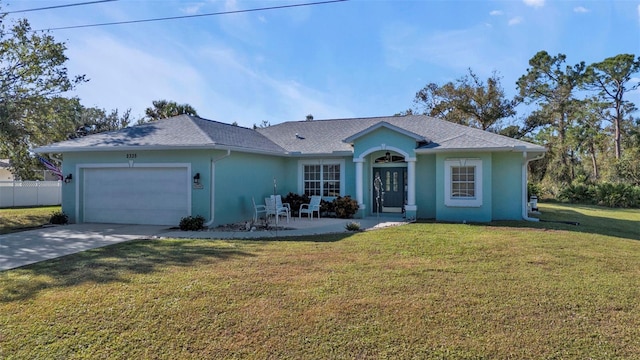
[372,152,406,213]
[353,145,417,220]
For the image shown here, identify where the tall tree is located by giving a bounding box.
[143,99,198,122]
[614,118,640,185]
[0,15,86,179]
[584,54,640,160]
[413,69,517,131]
[72,107,133,138]
[517,51,585,185]
[567,98,608,180]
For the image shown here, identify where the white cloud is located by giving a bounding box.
[180,3,204,15]
[573,6,589,13]
[382,24,497,74]
[490,10,503,16]
[523,0,544,8]
[508,16,524,26]
[224,0,238,11]
[197,45,353,124]
[66,34,206,120]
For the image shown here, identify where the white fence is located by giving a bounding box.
[0,181,62,208]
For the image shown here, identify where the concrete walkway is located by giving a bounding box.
[0,217,409,271]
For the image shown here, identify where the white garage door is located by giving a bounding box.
[83,167,190,225]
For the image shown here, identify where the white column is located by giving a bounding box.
[407,158,416,206]
[355,159,364,207]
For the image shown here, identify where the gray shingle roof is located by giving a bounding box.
[257,115,545,154]
[34,115,286,154]
[34,114,545,155]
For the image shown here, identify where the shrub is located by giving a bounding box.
[345,221,361,232]
[558,182,640,208]
[527,182,542,200]
[283,192,310,217]
[333,196,359,219]
[179,215,205,231]
[558,183,595,204]
[320,199,334,216]
[595,183,640,208]
[49,211,69,225]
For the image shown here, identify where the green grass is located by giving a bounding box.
[1,203,639,358]
[0,206,61,234]
[492,202,640,241]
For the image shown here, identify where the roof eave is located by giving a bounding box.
[33,144,217,153]
[33,143,288,156]
[286,151,353,158]
[415,146,546,154]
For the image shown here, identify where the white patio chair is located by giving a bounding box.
[273,195,291,221]
[299,195,322,220]
[265,196,289,224]
[252,197,267,223]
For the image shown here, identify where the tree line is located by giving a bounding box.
[406,51,640,194]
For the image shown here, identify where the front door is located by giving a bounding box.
[372,167,405,213]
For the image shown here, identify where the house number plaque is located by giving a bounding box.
[126,153,137,159]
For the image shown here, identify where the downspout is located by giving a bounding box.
[522,151,545,222]
[204,149,231,227]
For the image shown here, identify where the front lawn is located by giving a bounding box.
[495,202,639,241]
[0,206,60,234]
[1,203,639,358]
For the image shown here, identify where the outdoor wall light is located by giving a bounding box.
[193,173,200,185]
[64,174,73,183]
[385,151,391,162]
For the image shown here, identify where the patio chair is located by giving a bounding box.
[252,197,267,223]
[273,195,291,220]
[299,195,322,220]
[265,196,289,224]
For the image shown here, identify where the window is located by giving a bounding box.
[300,160,344,197]
[303,165,321,196]
[323,164,340,197]
[451,166,475,198]
[444,159,482,207]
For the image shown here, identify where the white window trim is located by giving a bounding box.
[298,159,345,198]
[444,159,482,207]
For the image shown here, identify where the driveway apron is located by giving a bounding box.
[0,224,169,271]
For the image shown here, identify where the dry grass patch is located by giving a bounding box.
[0,206,60,234]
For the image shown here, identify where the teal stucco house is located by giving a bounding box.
[34,114,546,226]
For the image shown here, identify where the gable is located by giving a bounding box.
[343,122,425,143]
[350,126,420,160]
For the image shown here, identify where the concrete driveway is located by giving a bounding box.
[0,224,169,271]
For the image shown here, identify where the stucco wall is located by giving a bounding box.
[435,152,493,223]
[491,152,524,220]
[214,151,287,226]
[60,146,528,225]
[415,154,436,219]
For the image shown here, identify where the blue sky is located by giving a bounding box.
[5,0,640,128]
